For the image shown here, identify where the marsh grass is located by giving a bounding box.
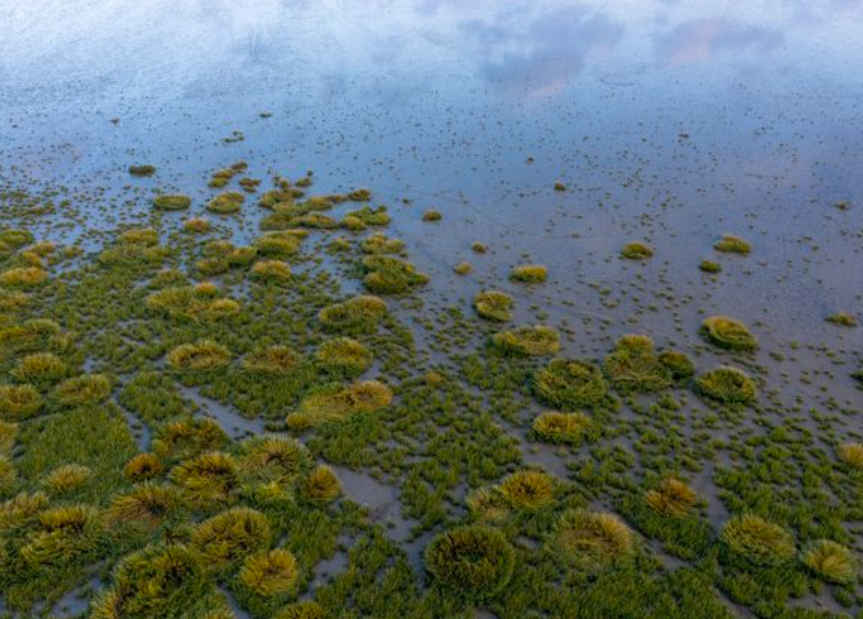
[474,291,514,322]
[491,325,559,357]
[534,358,608,410]
[700,316,758,351]
[424,525,515,600]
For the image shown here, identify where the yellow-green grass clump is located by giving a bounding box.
[344,205,390,229]
[474,290,514,322]
[602,334,673,393]
[129,164,156,177]
[0,289,30,311]
[274,601,326,619]
[12,352,69,385]
[251,259,292,282]
[239,435,310,485]
[0,454,16,493]
[621,242,654,260]
[300,465,342,504]
[0,229,34,247]
[315,337,373,376]
[700,260,722,273]
[499,470,554,510]
[184,217,211,233]
[0,421,18,454]
[153,418,229,462]
[0,318,67,356]
[90,544,209,619]
[118,228,159,245]
[0,384,43,421]
[361,255,429,294]
[146,285,239,320]
[424,525,515,600]
[124,453,164,482]
[466,488,511,524]
[20,504,104,568]
[167,340,231,371]
[453,261,472,275]
[41,464,93,495]
[237,549,299,598]
[361,233,404,254]
[287,380,393,430]
[801,540,857,584]
[0,491,49,531]
[253,232,302,258]
[532,411,591,445]
[837,442,863,469]
[645,478,697,518]
[207,191,245,214]
[0,267,48,287]
[509,264,547,283]
[714,234,751,255]
[657,350,696,380]
[694,366,757,405]
[551,509,634,571]
[700,316,758,351]
[171,451,239,509]
[107,483,184,531]
[721,514,795,566]
[826,312,858,327]
[191,507,272,572]
[152,194,191,211]
[534,358,608,410]
[492,325,559,357]
[318,295,388,334]
[53,374,112,406]
[422,210,442,222]
[243,345,299,375]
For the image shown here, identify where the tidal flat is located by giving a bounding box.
[0,1,862,618]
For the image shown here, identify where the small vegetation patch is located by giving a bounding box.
[714,234,751,255]
[424,525,515,600]
[318,296,388,334]
[720,514,795,566]
[492,325,559,357]
[287,380,393,429]
[621,242,654,260]
[694,366,757,405]
[532,411,591,444]
[509,264,547,283]
[474,290,514,322]
[700,316,758,351]
[152,194,191,211]
[166,341,231,371]
[551,509,634,571]
[534,358,608,410]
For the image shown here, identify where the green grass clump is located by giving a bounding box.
[422,210,442,222]
[119,228,159,245]
[0,454,16,493]
[207,192,245,214]
[361,255,429,294]
[345,205,390,228]
[509,264,547,283]
[534,358,608,410]
[53,374,112,406]
[551,509,634,571]
[699,260,721,273]
[167,340,231,371]
[714,234,751,255]
[0,229,34,247]
[657,350,696,381]
[603,334,672,393]
[474,291,514,322]
[20,504,105,568]
[237,548,299,598]
[826,312,858,327]
[171,452,239,510]
[318,296,388,334]
[837,442,863,469]
[107,483,184,531]
[287,381,393,430]
[800,540,856,584]
[0,384,43,421]
[424,525,515,600]
[645,478,697,518]
[0,421,18,454]
[184,217,211,233]
[12,352,69,385]
[361,233,404,254]
[721,514,795,566]
[243,345,299,375]
[0,491,48,531]
[41,463,93,495]
[146,285,239,320]
[532,411,591,444]
[492,325,559,357]
[700,316,758,351]
[129,165,156,177]
[347,188,371,202]
[621,242,654,260]
[694,366,757,405]
[498,470,554,509]
[0,267,48,287]
[274,601,325,619]
[250,260,292,282]
[152,418,228,462]
[253,233,302,258]
[124,453,164,482]
[152,195,191,211]
[315,337,373,377]
[190,507,272,573]
[0,319,65,357]
[238,435,310,485]
[300,465,342,504]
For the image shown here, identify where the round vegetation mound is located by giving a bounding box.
[13,353,69,385]
[53,374,112,406]
[315,337,373,376]
[551,509,634,571]
[474,291,514,322]
[274,601,326,619]
[532,411,591,444]
[0,384,43,421]
[621,242,654,260]
[242,345,299,375]
[700,316,758,351]
[837,442,863,469]
[170,451,238,508]
[166,340,231,371]
[152,418,229,462]
[499,470,554,510]
[42,464,93,495]
[146,285,239,320]
[694,366,757,405]
[534,358,608,410]
[509,265,547,283]
[152,194,191,211]
[124,453,163,482]
[602,334,672,394]
[107,483,183,530]
[492,325,559,357]
[287,380,392,430]
[318,296,388,334]
[645,478,697,518]
[207,191,245,214]
[424,525,515,600]
[721,514,795,566]
[657,350,696,380]
[714,234,751,255]
[237,548,299,597]
[361,255,429,294]
[190,507,272,573]
[251,260,292,282]
[0,267,48,287]
[300,465,342,504]
[801,540,857,584]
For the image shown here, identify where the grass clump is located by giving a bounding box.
[300,465,342,504]
[124,453,164,482]
[243,345,299,375]
[53,374,112,406]
[0,454,16,493]
[534,358,608,410]
[128,165,156,177]
[424,525,515,600]
[184,217,211,233]
[801,540,856,584]
[700,260,721,273]
[41,464,92,495]
[171,452,239,510]
[0,267,48,287]
[250,260,292,283]
[153,418,228,462]
[361,233,404,254]
[190,507,272,573]
[20,504,105,568]
[315,337,373,377]
[721,514,795,566]
[474,291,514,322]
[714,234,751,255]
[645,478,697,518]
[287,380,392,430]
[0,319,66,356]
[318,296,388,334]
[837,442,863,469]
[108,483,184,532]
[361,255,429,294]
[551,509,634,571]
[167,340,231,371]
[826,312,858,327]
[238,435,310,485]
[0,384,43,421]
[147,286,240,320]
[532,411,591,444]
[509,264,547,283]
[621,242,654,260]
[12,352,69,385]
[694,366,757,405]
[207,192,245,214]
[700,316,758,351]
[603,334,673,393]
[499,470,554,509]
[274,601,325,619]
[152,194,191,211]
[492,325,559,357]
[0,229,34,247]
[657,350,696,381]
[422,210,442,222]
[237,548,299,602]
